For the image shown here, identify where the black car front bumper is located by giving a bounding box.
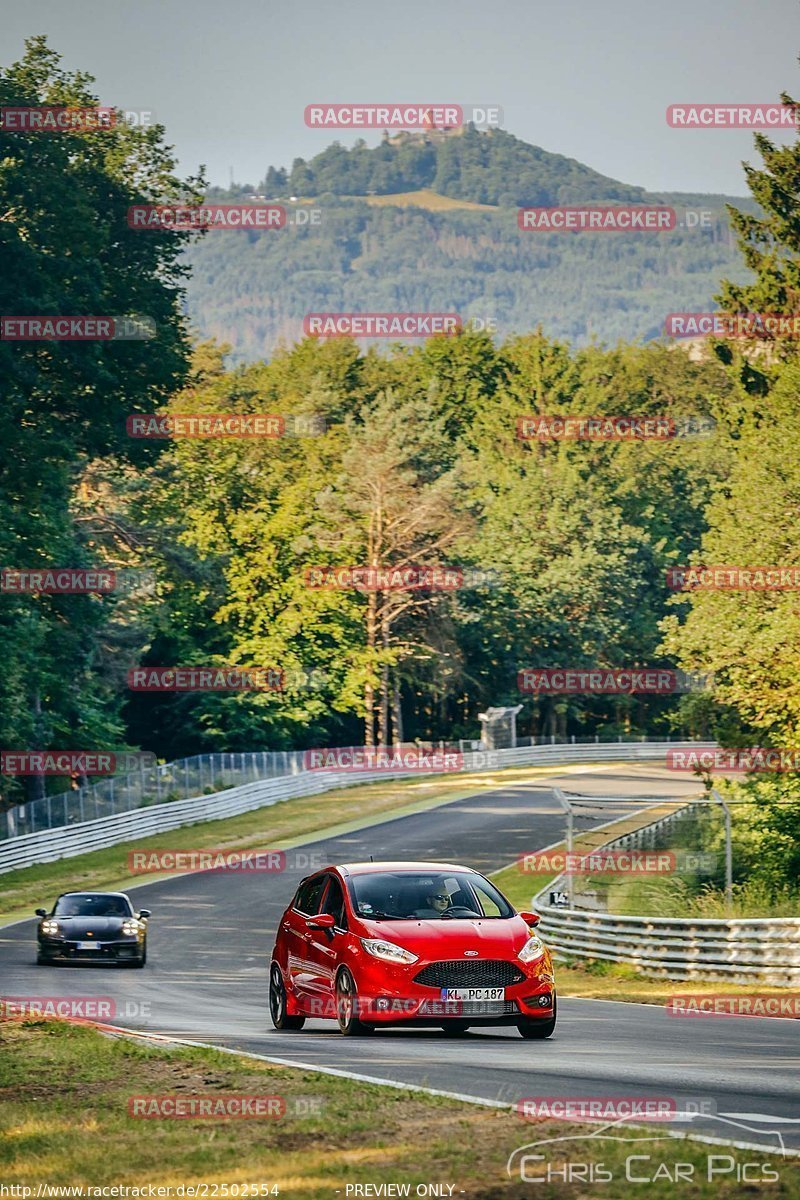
[38,937,144,963]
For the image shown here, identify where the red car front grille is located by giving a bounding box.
[413,959,526,988]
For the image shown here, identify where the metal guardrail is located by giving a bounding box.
[533,798,800,987]
[3,736,681,840]
[0,740,700,874]
[536,908,800,987]
[2,750,308,840]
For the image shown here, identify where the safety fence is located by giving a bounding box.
[534,798,799,987]
[2,735,685,841]
[0,739,699,873]
[536,906,800,987]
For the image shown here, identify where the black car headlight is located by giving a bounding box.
[121,919,141,937]
[41,919,61,937]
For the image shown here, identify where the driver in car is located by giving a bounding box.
[415,888,451,918]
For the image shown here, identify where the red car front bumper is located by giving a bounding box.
[291,950,556,1025]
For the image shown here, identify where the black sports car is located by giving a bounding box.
[36,891,150,966]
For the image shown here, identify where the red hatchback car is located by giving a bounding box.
[269,861,556,1037]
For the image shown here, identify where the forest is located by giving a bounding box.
[1,40,799,850]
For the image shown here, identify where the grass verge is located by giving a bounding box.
[1,1019,795,1197]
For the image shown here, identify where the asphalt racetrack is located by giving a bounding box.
[1,762,798,1155]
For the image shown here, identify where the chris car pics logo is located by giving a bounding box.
[507,1114,786,1184]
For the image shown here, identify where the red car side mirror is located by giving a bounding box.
[306,913,336,931]
[518,911,541,927]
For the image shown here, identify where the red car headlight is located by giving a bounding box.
[518,934,546,963]
[361,937,418,965]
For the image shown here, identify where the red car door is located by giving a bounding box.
[302,873,349,1018]
[283,873,328,1006]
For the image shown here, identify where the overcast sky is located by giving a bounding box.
[4,0,798,194]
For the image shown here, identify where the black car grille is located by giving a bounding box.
[447,1000,519,1017]
[414,959,525,988]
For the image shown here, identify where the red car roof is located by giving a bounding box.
[339,861,475,875]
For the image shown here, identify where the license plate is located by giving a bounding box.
[76,941,98,950]
[441,987,504,1001]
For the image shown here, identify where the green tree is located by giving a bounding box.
[0,37,202,805]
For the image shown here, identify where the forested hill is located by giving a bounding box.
[232,125,748,209]
[187,126,754,363]
[260,126,651,207]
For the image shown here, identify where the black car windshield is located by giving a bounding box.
[347,871,514,920]
[53,895,132,917]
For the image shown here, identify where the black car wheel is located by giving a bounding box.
[518,994,557,1039]
[335,968,373,1036]
[269,964,305,1030]
[131,943,147,968]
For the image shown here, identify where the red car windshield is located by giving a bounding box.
[347,871,514,920]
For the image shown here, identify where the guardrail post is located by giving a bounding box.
[553,787,573,907]
[712,788,733,912]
